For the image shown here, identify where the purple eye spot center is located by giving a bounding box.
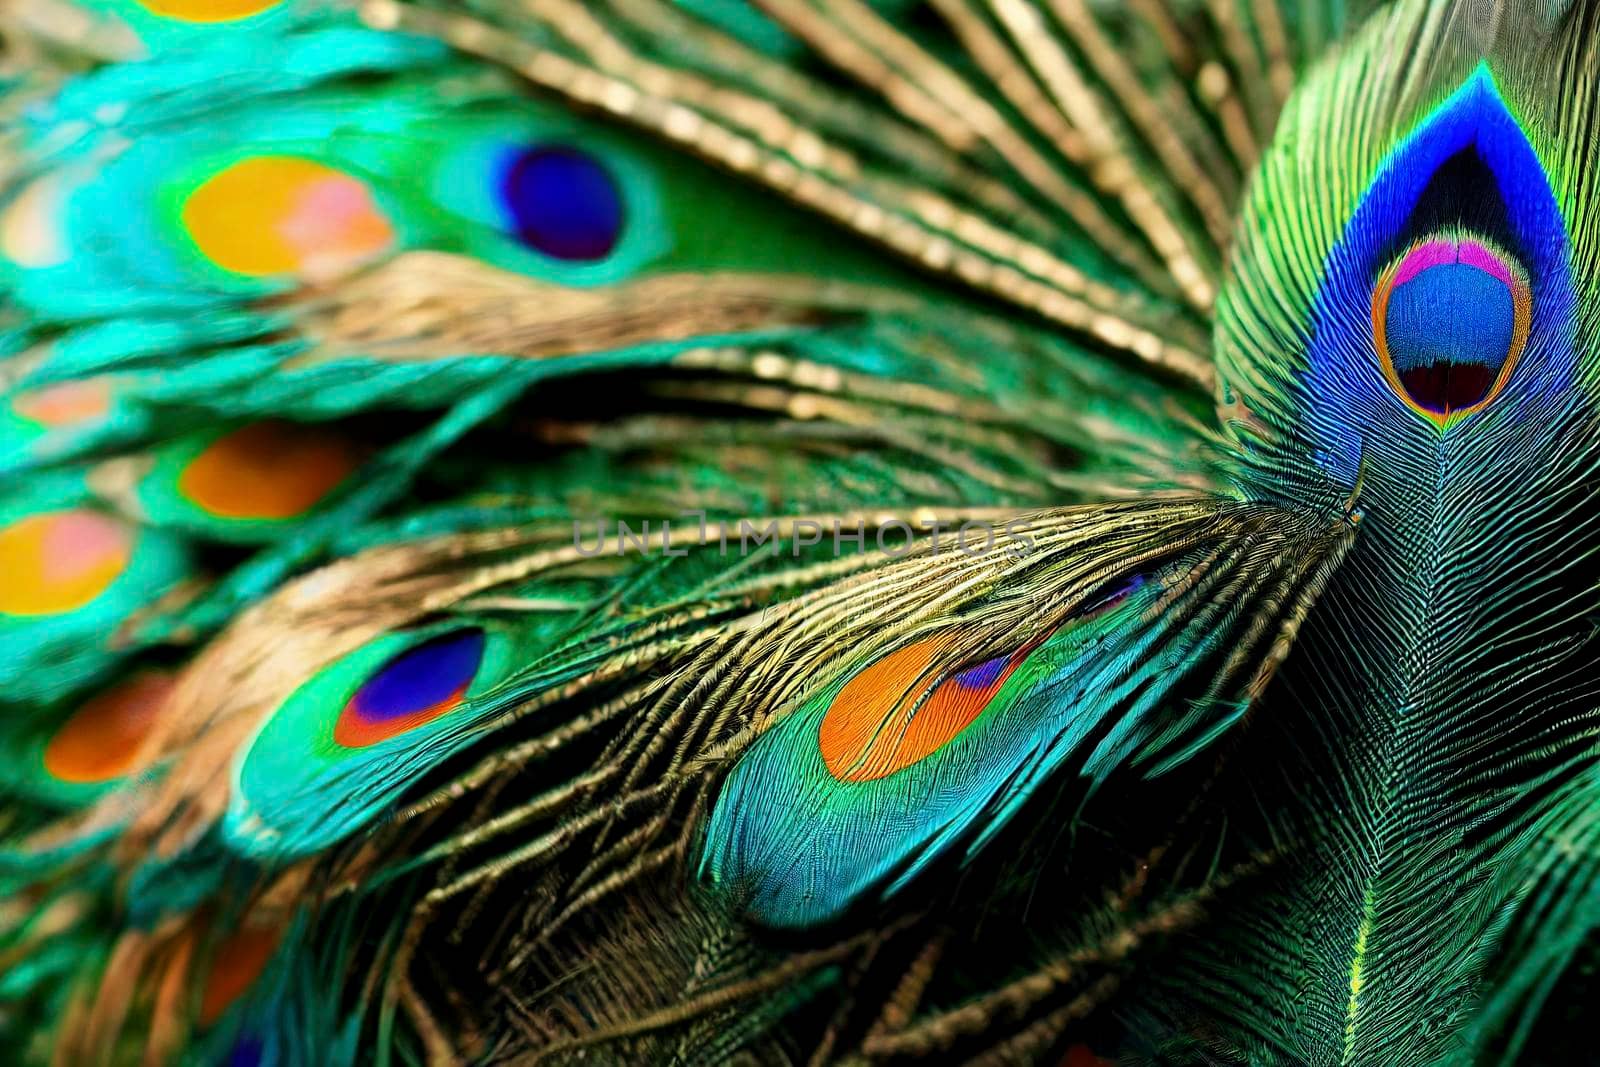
[501,145,624,262]
[950,655,1009,690]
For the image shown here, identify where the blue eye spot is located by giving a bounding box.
[501,146,625,261]
[334,629,486,748]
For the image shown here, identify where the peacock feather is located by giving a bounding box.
[2,0,1598,1063]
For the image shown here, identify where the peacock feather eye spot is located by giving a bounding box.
[818,638,1028,783]
[501,146,625,261]
[199,926,282,1026]
[11,379,113,429]
[0,509,132,617]
[1372,234,1531,424]
[181,157,394,278]
[43,671,174,784]
[136,0,284,24]
[333,629,487,748]
[177,420,357,521]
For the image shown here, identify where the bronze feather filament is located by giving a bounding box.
[1,0,1597,1064]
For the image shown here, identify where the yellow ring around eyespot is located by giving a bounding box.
[137,0,283,23]
[1370,240,1532,430]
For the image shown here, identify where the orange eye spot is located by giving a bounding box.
[0,510,131,617]
[12,379,112,428]
[44,671,174,783]
[177,420,357,521]
[199,926,282,1026]
[181,157,393,278]
[819,636,1025,783]
[137,0,284,24]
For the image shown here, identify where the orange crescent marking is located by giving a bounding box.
[333,680,473,749]
[819,635,1026,783]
